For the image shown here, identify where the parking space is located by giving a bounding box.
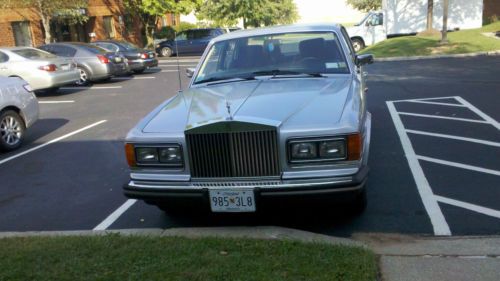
[0,55,498,237]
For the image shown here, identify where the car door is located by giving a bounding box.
[364,13,386,46]
[173,31,190,55]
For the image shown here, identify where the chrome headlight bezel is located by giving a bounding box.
[133,144,184,168]
[288,137,347,164]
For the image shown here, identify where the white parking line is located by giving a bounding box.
[406,129,500,147]
[0,120,107,166]
[93,199,137,231]
[160,64,197,67]
[60,86,123,90]
[112,76,156,80]
[387,101,451,236]
[417,155,500,176]
[38,100,75,104]
[404,100,467,107]
[392,96,461,102]
[161,70,179,73]
[455,96,500,130]
[159,60,199,63]
[398,112,489,124]
[435,195,500,219]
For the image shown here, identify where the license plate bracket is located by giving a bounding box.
[209,189,256,212]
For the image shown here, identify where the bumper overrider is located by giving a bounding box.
[123,166,368,205]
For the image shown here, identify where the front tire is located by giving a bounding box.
[160,47,172,57]
[351,38,365,52]
[0,110,25,151]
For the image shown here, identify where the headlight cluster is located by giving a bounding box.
[288,134,362,164]
[125,144,183,168]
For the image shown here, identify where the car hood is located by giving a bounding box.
[142,77,353,133]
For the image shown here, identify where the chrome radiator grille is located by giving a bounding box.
[186,130,280,178]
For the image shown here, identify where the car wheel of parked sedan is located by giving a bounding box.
[160,47,172,57]
[133,68,146,74]
[76,67,90,86]
[351,38,365,52]
[0,110,25,151]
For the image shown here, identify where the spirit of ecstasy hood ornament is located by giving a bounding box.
[226,99,233,120]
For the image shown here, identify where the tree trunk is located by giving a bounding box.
[40,15,52,44]
[426,0,434,30]
[243,17,247,29]
[441,0,449,43]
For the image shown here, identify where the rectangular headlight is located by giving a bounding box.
[133,145,183,167]
[288,138,348,164]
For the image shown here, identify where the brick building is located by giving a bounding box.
[0,0,180,47]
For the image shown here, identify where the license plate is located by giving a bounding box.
[209,189,256,212]
[60,64,70,70]
[115,57,122,63]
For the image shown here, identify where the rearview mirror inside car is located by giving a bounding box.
[186,68,195,78]
[355,54,374,66]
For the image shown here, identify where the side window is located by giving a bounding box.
[196,30,211,39]
[368,14,383,26]
[0,51,9,63]
[175,32,187,41]
[340,27,356,60]
[61,46,77,57]
[187,30,195,40]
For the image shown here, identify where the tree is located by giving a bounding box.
[197,0,298,29]
[347,0,381,12]
[123,0,201,46]
[0,0,88,44]
[426,0,434,30]
[441,0,449,43]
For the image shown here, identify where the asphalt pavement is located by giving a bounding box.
[0,55,498,237]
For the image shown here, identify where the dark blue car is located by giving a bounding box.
[156,28,226,57]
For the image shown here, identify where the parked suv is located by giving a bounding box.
[156,28,226,57]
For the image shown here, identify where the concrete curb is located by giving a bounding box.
[374,50,500,62]
[0,226,366,248]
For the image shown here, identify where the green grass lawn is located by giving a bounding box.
[360,21,500,58]
[0,235,377,281]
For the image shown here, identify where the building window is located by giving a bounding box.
[171,13,177,26]
[11,21,33,46]
[103,16,115,38]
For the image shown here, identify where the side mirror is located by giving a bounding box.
[186,68,195,78]
[365,21,371,27]
[355,54,374,66]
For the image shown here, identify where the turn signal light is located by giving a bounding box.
[38,64,57,72]
[347,133,363,161]
[97,55,110,64]
[125,143,136,167]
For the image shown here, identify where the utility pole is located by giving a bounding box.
[441,0,449,44]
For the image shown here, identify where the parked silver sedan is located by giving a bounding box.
[0,76,39,151]
[39,43,129,86]
[123,24,373,215]
[0,47,79,92]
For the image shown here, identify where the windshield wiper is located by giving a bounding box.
[251,69,325,78]
[194,75,256,85]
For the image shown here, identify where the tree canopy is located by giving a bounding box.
[346,0,381,12]
[197,0,298,29]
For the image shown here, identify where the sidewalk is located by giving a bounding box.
[1,227,499,281]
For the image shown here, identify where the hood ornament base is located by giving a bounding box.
[226,100,233,121]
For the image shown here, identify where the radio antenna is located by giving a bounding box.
[174,31,182,92]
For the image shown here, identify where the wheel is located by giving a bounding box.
[133,68,145,74]
[0,110,25,151]
[76,67,90,86]
[351,38,365,52]
[160,47,172,57]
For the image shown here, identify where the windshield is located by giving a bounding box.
[355,13,371,26]
[12,48,56,59]
[194,31,349,84]
[118,41,139,50]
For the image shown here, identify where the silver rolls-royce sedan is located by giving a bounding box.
[124,24,373,214]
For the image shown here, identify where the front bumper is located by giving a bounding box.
[124,166,368,203]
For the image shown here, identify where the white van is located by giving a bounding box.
[346,0,484,52]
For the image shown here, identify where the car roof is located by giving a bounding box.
[0,47,39,51]
[212,23,343,42]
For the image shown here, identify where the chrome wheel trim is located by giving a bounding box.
[352,41,362,52]
[161,47,171,57]
[0,115,22,146]
[76,68,88,85]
